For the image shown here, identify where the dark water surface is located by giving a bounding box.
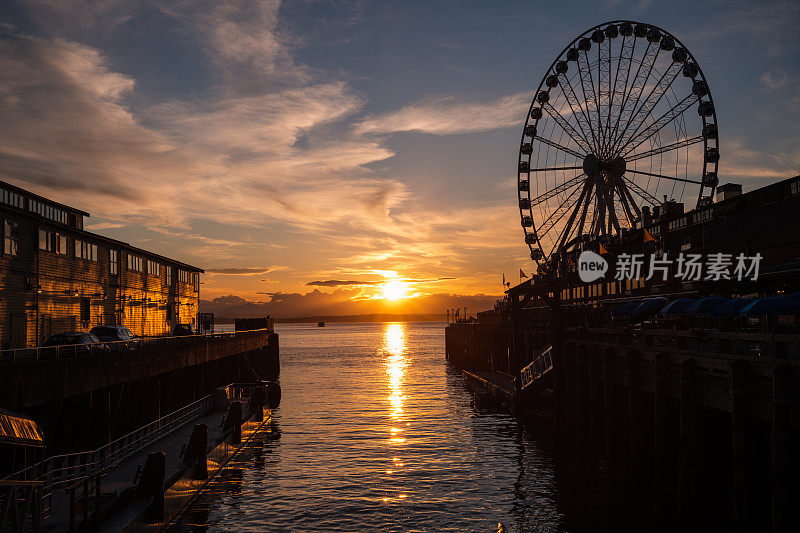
[172,322,579,532]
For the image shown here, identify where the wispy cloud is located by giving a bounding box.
[356,92,530,136]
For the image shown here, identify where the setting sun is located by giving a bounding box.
[381,280,409,300]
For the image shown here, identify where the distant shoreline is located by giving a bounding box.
[214,313,446,324]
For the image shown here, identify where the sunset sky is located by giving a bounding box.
[1,1,799,317]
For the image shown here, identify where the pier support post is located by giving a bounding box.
[678,358,696,529]
[136,451,165,523]
[562,343,577,449]
[589,347,604,463]
[654,352,672,525]
[772,365,791,533]
[730,360,752,532]
[248,386,266,422]
[183,424,209,480]
[626,351,649,513]
[576,345,591,457]
[225,401,243,444]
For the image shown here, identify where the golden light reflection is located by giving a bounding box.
[383,323,409,501]
[384,323,406,424]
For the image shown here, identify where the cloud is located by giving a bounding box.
[305,276,454,287]
[307,280,381,287]
[205,267,276,275]
[759,68,789,92]
[356,92,530,136]
[201,290,501,319]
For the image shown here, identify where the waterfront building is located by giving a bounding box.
[0,179,202,347]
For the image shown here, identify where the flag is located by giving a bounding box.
[520,269,528,279]
[502,273,506,286]
[598,242,609,254]
[643,228,656,242]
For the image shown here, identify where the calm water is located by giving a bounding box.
[173,322,578,532]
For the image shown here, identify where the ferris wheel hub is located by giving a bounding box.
[582,153,626,181]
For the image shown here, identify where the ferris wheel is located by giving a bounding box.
[518,21,719,266]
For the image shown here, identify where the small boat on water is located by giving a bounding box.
[317,321,326,327]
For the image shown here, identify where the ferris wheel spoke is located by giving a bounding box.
[614,179,641,225]
[608,36,638,153]
[606,35,630,157]
[556,179,592,251]
[558,75,598,149]
[535,135,585,159]
[595,176,621,233]
[582,50,604,150]
[626,168,701,185]
[615,178,643,220]
[530,173,587,207]
[536,185,584,238]
[611,44,662,153]
[609,41,658,154]
[618,93,699,156]
[623,177,661,206]
[575,53,600,150]
[575,180,595,242]
[611,62,683,155]
[626,135,704,163]
[542,102,593,153]
[529,165,584,172]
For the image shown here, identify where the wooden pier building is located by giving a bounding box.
[0,179,202,347]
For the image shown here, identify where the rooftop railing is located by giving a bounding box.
[0,328,272,366]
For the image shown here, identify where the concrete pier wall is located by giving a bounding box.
[1,331,279,456]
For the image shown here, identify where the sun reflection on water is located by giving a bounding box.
[384,323,406,424]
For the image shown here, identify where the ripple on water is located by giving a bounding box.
[171,322,565,532]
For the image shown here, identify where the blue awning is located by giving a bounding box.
[630,297,668,321]
[741,296,800,316]
[660,298,697,315]
[611,301,640,316]
[710,298,752,317]
[683,296,727,314]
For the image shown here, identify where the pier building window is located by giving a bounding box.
[29,199,68,224]
[668,217,687,231]
[165,265,172,285]
[80,297,90,325]
[74,239,98,261]
[3,220,18,256]
[791,179,800,196]
[127,254,144,272]
[109,249,118,275]
[147,259,160,277]
[39,229,67,254]
[693,210,712,223]
[1,188,23,209]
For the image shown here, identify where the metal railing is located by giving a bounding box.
[0,480,44,532]
[564,327,800,362]
[520,345,553,390]
[0,329,271,366]
[6,394,214,508]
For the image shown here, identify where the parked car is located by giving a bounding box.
[89,326,137,349]
[42,332,108,357]
[173,324,195,336]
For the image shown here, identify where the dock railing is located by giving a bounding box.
[0,328,272,366]
[519,346,553,390]
[4,393,216,516]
